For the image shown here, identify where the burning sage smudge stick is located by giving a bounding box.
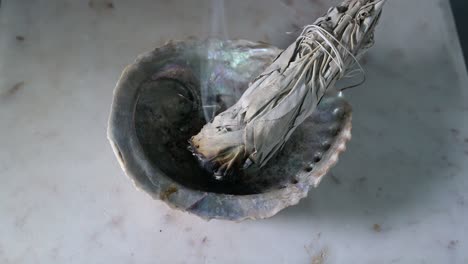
[190,0,386,178]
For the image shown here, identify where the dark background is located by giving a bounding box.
[451,0,468,67]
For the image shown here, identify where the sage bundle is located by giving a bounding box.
[190,0,386,178]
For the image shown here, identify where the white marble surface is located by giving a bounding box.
[1,0,468,263]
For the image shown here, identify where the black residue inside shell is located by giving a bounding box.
[132,40,350,195]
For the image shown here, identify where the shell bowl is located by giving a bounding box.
[108,39,352,221]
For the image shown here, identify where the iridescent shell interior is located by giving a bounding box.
[108,39,352,220]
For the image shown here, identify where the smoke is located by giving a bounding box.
[200,0,229,122]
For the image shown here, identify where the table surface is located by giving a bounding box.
[1,0,468,263]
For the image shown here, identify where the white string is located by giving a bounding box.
[344,68,363,78]
[305,24,367,90]
[292,0,381,89]
[298,25,345,76]
[311,25,364,75]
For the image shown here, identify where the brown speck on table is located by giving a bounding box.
[373,224,382,232]
[448,240,459,249]
[450,128,460,136]
[14,208,31,229]
[50,246,60,260]
[16,35,25,42]
[388,48,404,59]
[109,215,124,229]
[88,0,114,10]
[2,81,24,99]
[281,0,294,7]
[112,186,122,194]
[51,184,59,194]
[202,236,208,244]
[89,231,104,248]
[159,229,162,232]
[357,176,367,183]
[376,188,383,198]
[89,230,100,242]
